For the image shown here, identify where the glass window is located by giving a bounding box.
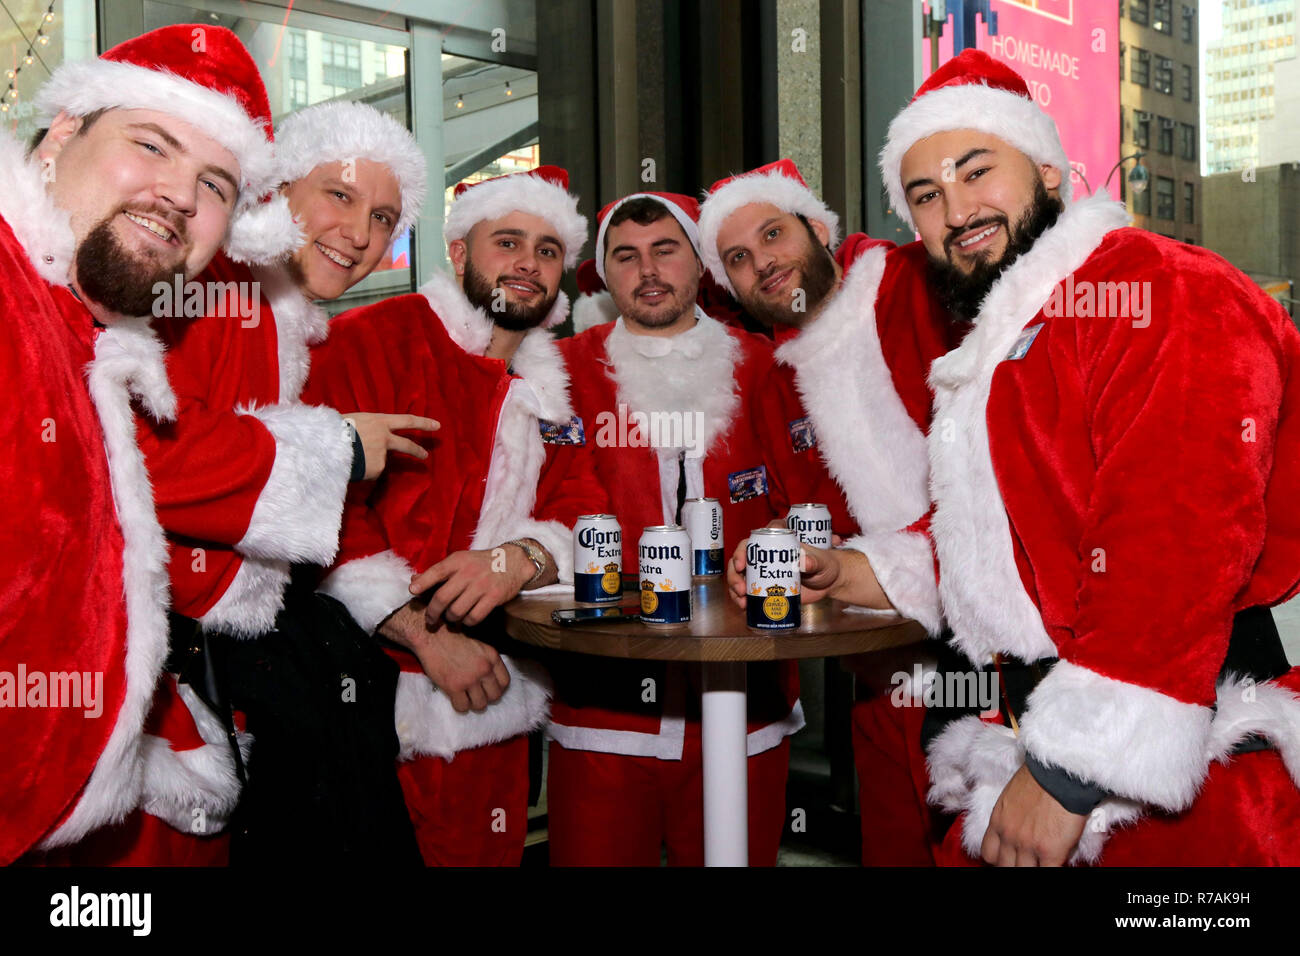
[1,0,98,143]
[1184,182,1195,225]
[442,54,541,212]
[1131,0,1150,27]
[1158,117,1174,155]
[1154,0,1173,34]
[1181,63,1194,101]
[1119,43,1126,81]
[1155,56,1174,94]
[1133,48,1150,87]
[1181,4,1196,43]
[1156,176,1175,221]
[1178,122,1196,161]
[1134,111,1151,148]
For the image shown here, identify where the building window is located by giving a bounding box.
[1156,176,1175,220]
[1181,63,1194,101]
[1158,117,1174,155]
[1178,122,1197,161]
[1181,4,1196,43]
[1120,43,1126,81]
[1184,182,1195,225]
[1155,56,1174,94]
[321,37,362,98]
[1134,182,1152,216]
[1134,111,1151,148]
[1133,48,1150,87]
[1131,0,1149,27]
[1154,0,1173,34]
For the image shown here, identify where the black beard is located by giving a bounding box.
[926,178,1063,322]
[75,214,185,317]
[462,252,557,332]
[737,220,837,328]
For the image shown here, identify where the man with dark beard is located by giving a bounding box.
[1,25,293,863]
[701,159,952,866]
[540,192,802,866]
[734,49,1300,867]
[304,166,607,865]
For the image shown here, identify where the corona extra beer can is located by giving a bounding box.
[682,497,725,576]
[745,527,801,630]
[786,503,832,549]
[574,515,623,603]
[638,525,692,625]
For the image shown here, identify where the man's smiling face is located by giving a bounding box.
[449,211,565,331]
[900,129,1062,274]
[37,107,240,320]
[283,158,402,301]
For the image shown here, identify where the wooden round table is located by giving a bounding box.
[505,576,925,866]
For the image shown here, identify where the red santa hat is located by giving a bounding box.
[444,165,587,269]
[35,24,297,264]
[593,191,701,283]
[275,101,428,246]
[697,158,840,296]
[879,49,1072,231]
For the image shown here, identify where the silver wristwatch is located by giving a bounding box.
[504,538,547,587]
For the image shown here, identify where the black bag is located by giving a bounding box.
[218,577,422,866]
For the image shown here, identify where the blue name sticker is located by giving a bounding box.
[1005,323,1044,361]
[788,416,817,453]
[728,465,769,503]
[540,415,586,446]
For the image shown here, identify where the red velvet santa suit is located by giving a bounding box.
[305,270,600,865]
[545,311,804,865]
[0,131,174,864]
[62,256,353,866]
[919,195,1300,865]
[771,235,958,865]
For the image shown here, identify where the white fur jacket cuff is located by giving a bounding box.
[841,530,942,636]
[319,550,416,634]
[1018,658,1213,813]
[235,402,353,565]
[394,656,554,761]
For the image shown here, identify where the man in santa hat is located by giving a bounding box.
[701,159,951,866]
[542,191,803,866]
[1,24,295,864]
[307,165,604,865]
[85,100,437,866]
[745,49,1300,866]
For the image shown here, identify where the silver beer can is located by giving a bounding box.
[638,525,692,625]
[745,527,801,630]
[682,497,724,576]
[574,514,623,604]
[786,502,833,549]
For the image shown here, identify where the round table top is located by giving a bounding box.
[503,576,925,662]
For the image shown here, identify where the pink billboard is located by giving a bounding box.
[922,1,1121,204]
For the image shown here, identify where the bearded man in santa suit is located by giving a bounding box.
[307,166,605,866]
[2,25,292,864]
[702,159,953,866]
[743,49,1300,866]
[543,191,803,866]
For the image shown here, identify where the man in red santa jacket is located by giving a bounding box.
[308,165,605,865]
[746,50,1300,866]
[3,25,288,864]
[71,100,437,866]
[543,191,803,866]
[701,159,953,865]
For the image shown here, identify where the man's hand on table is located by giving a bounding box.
[378,601,511,713]
[981,764,1088,867]
[726,541,886,608]
[408,541,554,629]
